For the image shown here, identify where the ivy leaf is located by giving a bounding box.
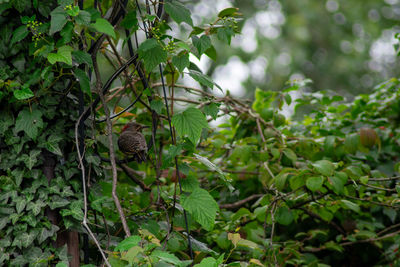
[181,187,219,231]
[21,231,37,248]
[15,108,43,140]
[138,39,167,72]
[38,225,59,244]
[13,87,34,100]
[91,18,116,38]
[50,7,68,35]
[172,52,189,73]
[312,160,335,176]
[306,176,324,192]
[192,35,212,56]
[47,45,73,65]
[11,25,28,45]
[69,201,84,220]
[188,70,222,91]
[46,134,63,156]
[164,1,193,26]
[27,200,46,216]
[172,107,208,144]
[73,69,91,97]
[16,198,27,214]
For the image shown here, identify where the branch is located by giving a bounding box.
[119,163,151,191]
[219,194,264,210]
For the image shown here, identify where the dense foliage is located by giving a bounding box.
[0,0,399,266]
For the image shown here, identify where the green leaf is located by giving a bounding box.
[306,176,324,192]
[275,172,289,191]
[328,175,345,195]
[13,87,34,100]
[27,199,46,216]
[194,257,217,267]
[218,7,239,18]
[138,39,167,71]
[72,50,93,67]
[340,200,360,213]
[11,25,28,45]
[46,134,63,156]
[165,1,193,26]
[73,68,91,97]
[312,160,335,176]
[192,35,211,56]
[172,52,190,72]
[217,27,234,45]
[121,10,138,30]
[15,108,43,140]
[47,45,73,65]
[188,70,221,91]
[50,7,68,35]
[69,201,84,220]
[150,99,164,114]
[75,10,91,25]
[152,250,183,266]
[114,235,141,252]
[181,187,219,231]
[276,206,294,225]
[16,198,27,214]
[91,18,116,38]
[172,107,208,144]
[21,231,37,248]
[203,103,219,120]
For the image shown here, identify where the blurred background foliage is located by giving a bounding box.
[180,0,400,98]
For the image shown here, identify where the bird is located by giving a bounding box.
[118,122,148,163]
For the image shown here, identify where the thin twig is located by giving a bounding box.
[220,194,264,210]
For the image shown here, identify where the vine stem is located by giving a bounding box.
[75,112,111,267]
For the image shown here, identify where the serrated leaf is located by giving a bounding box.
[172,107,208,144]
[72,51,93,67]
[203,103,219,120]
[312,160,335,176]
[188,70,221,91]
[50,7,68,35]
[92,18,116,38]
[172,52,189,72]
[13,87,34,100]
[11,25,28,45]
[115,235,141,252]
[15,108,43,139]
[181,187,219,231]
[192,35,211,56]
[164,1,193,26]
[75,10,91,25]
[306,176,324,192]
[48,45,73,65]
[138,39,167,71]
[73,68,91,97]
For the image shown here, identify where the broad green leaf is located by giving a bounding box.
[194,257,217,267]
[138,39,167,71]
[91,18,116,38]
[274,172,289,191]
[192,35,211,56]
[283,148,297,163]
[276,206,294,225]
[340,200,360,213]
[121,10,138,30]
[150,99,164,114]
[218,7,239,18]
[13,87,34,100]
[217,27,234,45]
[203,103,219,120]
[181,187,219,231]
[49,195,70,209]
[328,175,345,195]
[114,235,141,252]
[312,160,335,176]
[15,108,43,139]
[188,70,222,91]
[27,199,45,216]
[69,201,84,220]
[165,1,193,26]
[50,7,68,35]
[48,45,73,65]
[306,176,324,192]
[172,107,208,144]
[72,50,93,67]
[11,25,28,45]
[75,10,91,26]
[16,198,27,214]
[172,52,190,72]
[38,225,59,244]
[152,250,183,266]
[73,68,91,97]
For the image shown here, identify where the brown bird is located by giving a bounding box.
[118,122,148,163]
